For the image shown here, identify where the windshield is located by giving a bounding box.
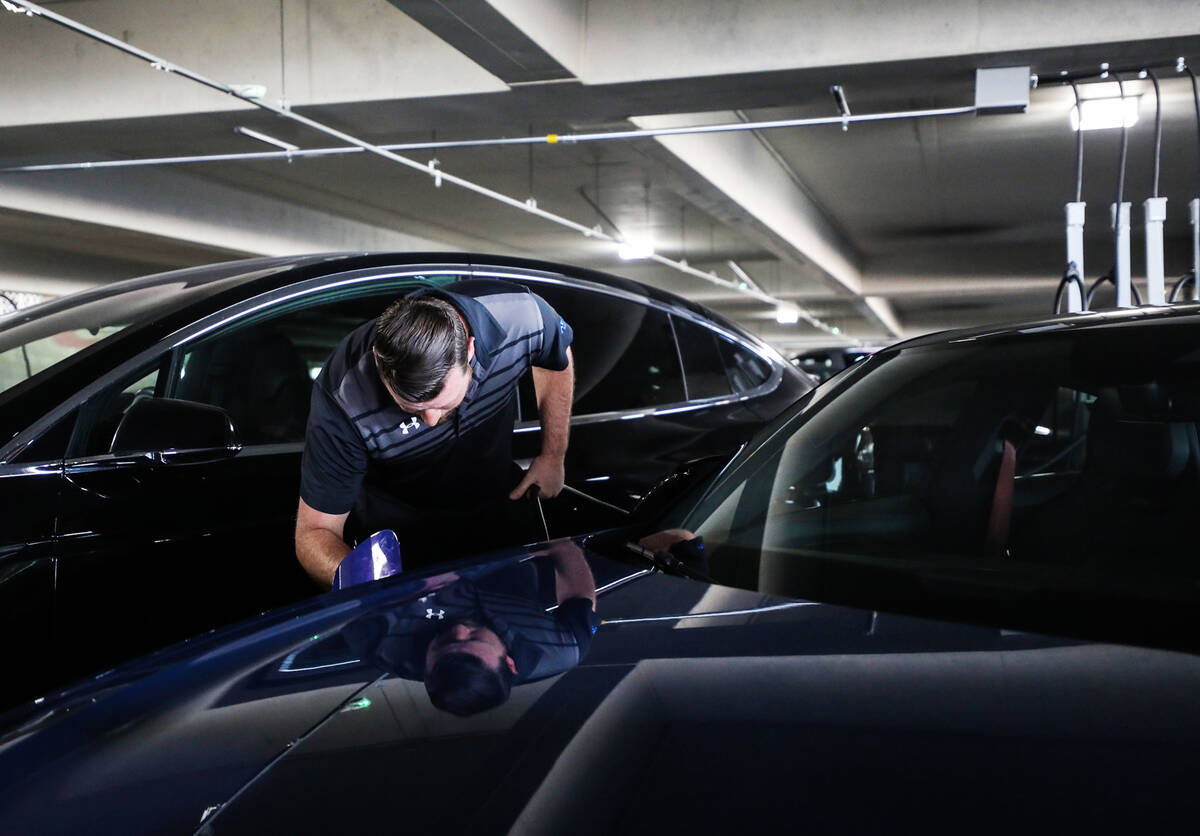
[674,321,1200,599]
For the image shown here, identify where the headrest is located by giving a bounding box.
[1087,386,1189,479]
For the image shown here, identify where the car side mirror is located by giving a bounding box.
[110,397,240,461]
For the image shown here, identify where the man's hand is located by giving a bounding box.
[509,453,566,499]
[513,348,573,500]
[638,528,697,553]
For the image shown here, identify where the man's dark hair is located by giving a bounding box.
[425,652,515,716]
[374,296,469,402]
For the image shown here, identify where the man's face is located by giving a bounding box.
[379,336,475,428]
[389,363,472,427]
[425,620,516,676]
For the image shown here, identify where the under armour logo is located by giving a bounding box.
[425,608,445,620]
[399,417,421,435]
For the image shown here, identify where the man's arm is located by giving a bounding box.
[510,347,574,499]
[295,499,351,588]
[547,540,596,609]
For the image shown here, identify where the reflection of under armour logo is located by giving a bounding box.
[400,417,421,435]
[425,608,445,620]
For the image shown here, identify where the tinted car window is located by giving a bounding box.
[172,292,401,444]
[11,408,78,463]
[717,336,771,393]
[525,284,684,414]
[78,363,163,456]
[0,264,288,398]
[680,326,1200,585]
[672,316,732,399]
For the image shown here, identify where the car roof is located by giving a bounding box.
[890,301,1200,351]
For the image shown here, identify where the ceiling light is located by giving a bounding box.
[617,239,655,260]
[775,303,800,325]
[1070,97,1139,131]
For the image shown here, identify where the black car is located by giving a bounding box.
[665,302,1200,649]
[0,253,811,710]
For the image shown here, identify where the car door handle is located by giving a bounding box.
[154,445,243,465]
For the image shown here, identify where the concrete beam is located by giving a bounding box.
[0,0,507,127]
[0,167,462,266]
[632,112,863,296]
[484,0,585,78]
[386,0,577,83]
[574,0,1200,85]
[864,296,903,338]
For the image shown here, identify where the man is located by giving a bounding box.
[343,540,598,716]
[295,279,574,587]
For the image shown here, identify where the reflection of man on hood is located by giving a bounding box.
[345,541,598,716]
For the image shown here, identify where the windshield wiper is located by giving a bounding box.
[622,541,714,583]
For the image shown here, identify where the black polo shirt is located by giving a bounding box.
[300,279,573,531]
[342,558,599,685]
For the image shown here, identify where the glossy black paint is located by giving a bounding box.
[0,542,1195,834]
[0,253,811,709]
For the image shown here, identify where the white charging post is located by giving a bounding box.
[1144,197,1167,305]
[1192,199,1200,296]
[1065,202,1086,311]
[1111,202,1133,307]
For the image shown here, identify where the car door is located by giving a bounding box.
[507,278,770,527]
[0,410,74,708]
[50,273,451,684]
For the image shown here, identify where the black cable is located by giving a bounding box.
[1071,81,1084,203]
[1148,70,1163,198]
[1054,264,1086,314]
[1087,270,1143,308]
[1169,272,1198,301]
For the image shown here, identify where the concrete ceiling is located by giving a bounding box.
[1,0,1198,353]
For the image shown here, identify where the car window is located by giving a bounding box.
[0,265,284,399]
[672,316,731,399]
[77,362,163,456]
[523,284,684,415]
[171,291,404,445]
[10,408,78,464]
[716,335,771,393]
[681,327,1200,587]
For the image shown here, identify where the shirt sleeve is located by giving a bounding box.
[555,597,599,659]
[299,383,369,515]
[529,291,573,371]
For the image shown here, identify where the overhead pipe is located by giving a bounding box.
[1,106,977,175]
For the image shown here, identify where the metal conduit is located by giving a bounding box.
[1,106,977,175]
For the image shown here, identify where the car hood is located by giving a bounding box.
[1,539,1198,834]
